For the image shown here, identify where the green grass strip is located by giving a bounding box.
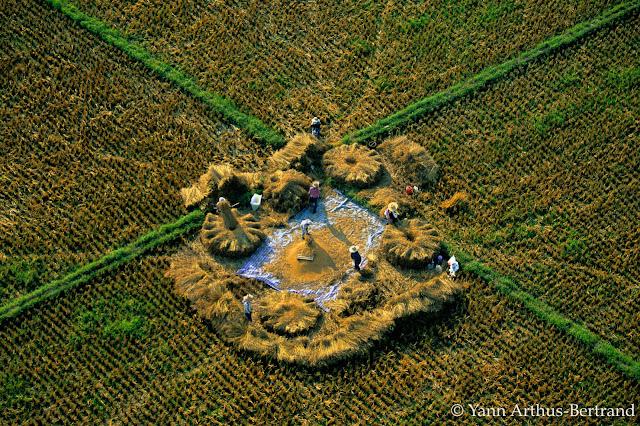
[0,210,205,322]
[342,0,640,145]
[44,0,286,148]
[442,242,640,381]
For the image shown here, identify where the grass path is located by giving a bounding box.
[343,0,640,145]
[0,210,204,322]
[44,0,286,147]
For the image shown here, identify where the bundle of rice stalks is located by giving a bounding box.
[441,191,470,214]
[237,325,281,358]
[382,275,462,320]
[212,292,248,340]
[200,201,265,257]
[324,278,379,317]
[166,251,258,320]
[306,311,394,365]
[262,169,312,215]
[323,144,384,188]
[267,133,326,172]
[180,163,252,210]
[258,291,321,337]
[378,136,439,186]
[368,187,410,211]
[382,219,441,268]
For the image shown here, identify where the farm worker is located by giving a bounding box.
[300,219,313,240]
[384,202,399,225]
[448,255,460,279]
[349,245,362,271]
[311,117,321,136]
[215,197,227,214]
[405,185,414,196]
[309,181,321,213]
[242,295,253,322]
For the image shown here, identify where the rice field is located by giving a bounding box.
[404,7,640,358]
[70,0,625,141]
[0,0,271,305]
[1,0,639,423]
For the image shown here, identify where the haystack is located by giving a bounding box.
[180,164,252,209]
[323,144,384,188]
[378,136,439,186]
[367,187,414,219]
[200,200,265,257]
[382,219,441,268]
[441,191,470,214]
[262,169,312,215]
[383,275,462,320]
[258,291,322,337]
[267,133,326,171]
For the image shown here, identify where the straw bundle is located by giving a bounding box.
[323,144,384,188]
[378,136,439,186]
[267,133,326,171]
[382,219,441,268]
[263,169,312,215]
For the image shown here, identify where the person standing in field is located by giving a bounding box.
[311,117,321,136]
[309,181,321,213]
[243,295,253,322]
[349,245,362,271]
[300,219,312,240]
[448,255,459,279]
[384,202,399,225]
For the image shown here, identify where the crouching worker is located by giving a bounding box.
[242,294,253,322]
[349,245,361,271]
[448,255,459,279]
[384,202,399,226]
[300,219,312,240]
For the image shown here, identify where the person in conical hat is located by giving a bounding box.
[309,181,321,214]
[384,202,399,225]
[349,245,361,271]
[311,117,321,136]
[242,294,253,322]
[448,255,459,279]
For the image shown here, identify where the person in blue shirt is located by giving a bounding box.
[242,295,252,322]
[349,245,362,271]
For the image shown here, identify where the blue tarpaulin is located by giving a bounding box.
[237,189,386,311]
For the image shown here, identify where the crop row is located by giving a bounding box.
[1,255,638,424]
[0,0,272,305]
[69,0,624,143]
[403,9,640,357]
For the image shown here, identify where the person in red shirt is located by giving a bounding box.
[309,181,321,213]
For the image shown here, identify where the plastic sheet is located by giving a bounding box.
[237,189,386,311]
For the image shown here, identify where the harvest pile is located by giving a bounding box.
[72,0,623,141]
[404,9,640,357]
[169,149,460,365]
[0,0,271,305]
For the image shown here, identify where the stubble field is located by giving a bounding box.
[1,0,639,424]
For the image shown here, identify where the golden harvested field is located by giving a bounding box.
[1,0,639,423]
[0,0,271,304]
[72,0,625,141]
[1,256,638,424]
[405,9,640,357]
